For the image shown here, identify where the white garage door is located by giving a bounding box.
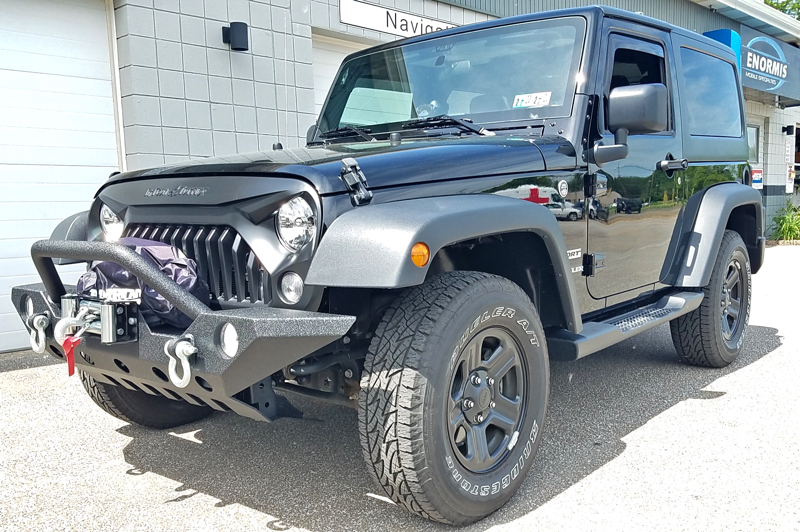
[0,0,119,351]
[312,34,372,116]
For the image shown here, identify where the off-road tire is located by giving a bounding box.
[670,230,751,368]
[79,371,213,429]
[359,272,549,525]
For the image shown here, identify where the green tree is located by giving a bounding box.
[765,0,800,20]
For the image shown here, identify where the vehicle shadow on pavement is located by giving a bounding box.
[115,324,781,531]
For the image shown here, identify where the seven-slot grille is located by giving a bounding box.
[126,224,268,303]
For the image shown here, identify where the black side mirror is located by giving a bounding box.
[592,83,668,167]
[306,123,318,145]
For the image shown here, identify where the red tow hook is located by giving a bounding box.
[61,336,83,376]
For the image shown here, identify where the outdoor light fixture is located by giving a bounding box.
[782,125,796,136]
[222,22,248,51]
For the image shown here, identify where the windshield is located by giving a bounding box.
[318,16,587,135]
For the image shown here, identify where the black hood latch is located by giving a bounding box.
[339,158,373,206]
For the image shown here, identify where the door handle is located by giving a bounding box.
[658,156,688,173]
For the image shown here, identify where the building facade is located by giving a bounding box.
[1,0,799,351]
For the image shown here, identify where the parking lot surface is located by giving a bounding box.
[1,247,798,532]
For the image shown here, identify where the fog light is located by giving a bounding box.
[219,322,239,358]
[281,272,304,304]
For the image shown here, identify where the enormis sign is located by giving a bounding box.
[740,26,800,101]
[340,0,457,39]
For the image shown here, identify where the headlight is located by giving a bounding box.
[276,197,316,252]
[100,204,124,241]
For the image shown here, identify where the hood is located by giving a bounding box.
[102,136,577,196]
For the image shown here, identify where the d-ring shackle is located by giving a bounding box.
[164,335,197,388]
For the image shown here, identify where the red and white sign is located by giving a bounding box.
[751,168,763,190]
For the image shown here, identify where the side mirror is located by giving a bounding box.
[608,83,668,135]
[591,83,668,167]
[306,123,318,145]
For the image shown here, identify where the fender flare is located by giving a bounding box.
[49,211,89,265]
[666,183,764,287]
[306,195,582,332]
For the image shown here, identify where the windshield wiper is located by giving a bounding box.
[401,115,495,136]
[319,125,376,142]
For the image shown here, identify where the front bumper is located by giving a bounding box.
[12,240,355,422]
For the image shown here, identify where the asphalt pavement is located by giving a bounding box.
[1,247,798,531]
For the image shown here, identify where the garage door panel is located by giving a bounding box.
[0,0,108,44]
[0,70,112,97]
[1,183,103,202]
[0,166,112,184]
[0,88,114,115]
[0,106,116,133]
[0,331,30,350]
[0,127,116,151]
[0,29,109,63]
[0,275,46,297]
[0,146,118,167]
[0,50,111,80]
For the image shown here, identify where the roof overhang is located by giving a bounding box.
[690,0,800,45]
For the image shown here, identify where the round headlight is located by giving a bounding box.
[100,204,124,241]
[219,322,239,358]
[280,272,304,304]
[277,197,316,252]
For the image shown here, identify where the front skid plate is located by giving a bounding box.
[12,283,355,422]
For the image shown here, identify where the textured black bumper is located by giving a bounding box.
[13,240,355,421]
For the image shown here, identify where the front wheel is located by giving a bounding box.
[80,371,213,429]
[359,272,549,525]
[670,230,751,367]
[568,212,578,221]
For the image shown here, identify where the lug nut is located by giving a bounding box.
[463,399,475,409]
[475,414,484,423]
[344,369,354,379]
[471,375,482,385]
[490,401,496,408]
[487,377,494,386]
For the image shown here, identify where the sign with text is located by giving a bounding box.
[340,0,457,39]
[740,26,800,101]
[752,168,763,190]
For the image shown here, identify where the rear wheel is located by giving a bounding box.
[568,212,578,221]
[80,371,213,429]
[670,230,751,368]
[359,272,549,525]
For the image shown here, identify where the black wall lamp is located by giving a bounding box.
[222,22,249,51]
[782,125,796,136]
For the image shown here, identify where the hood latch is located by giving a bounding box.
[339,157,373,206]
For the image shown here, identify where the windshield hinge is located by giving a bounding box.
[339,158,373,206]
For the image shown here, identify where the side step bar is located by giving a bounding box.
[546,292,704,361]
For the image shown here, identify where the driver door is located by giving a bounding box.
[587,23,684,303]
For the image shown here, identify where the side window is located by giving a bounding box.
[747,124,759,162]
[679,47,742,138]
[605,36,669,133]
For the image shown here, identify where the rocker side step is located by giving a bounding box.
[546,292,704,361]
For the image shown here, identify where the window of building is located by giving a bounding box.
[680,47,743,138]
[747,124,759,162]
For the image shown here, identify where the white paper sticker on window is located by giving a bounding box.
[513,91,551,108]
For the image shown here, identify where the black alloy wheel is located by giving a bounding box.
[720,258,744,342]
[448,327,526,473]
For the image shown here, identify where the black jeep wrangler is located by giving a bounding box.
[13,6,765,525]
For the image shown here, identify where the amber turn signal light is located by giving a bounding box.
[411,242,430,267]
